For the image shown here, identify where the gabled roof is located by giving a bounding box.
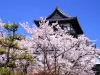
[46,7,71,19]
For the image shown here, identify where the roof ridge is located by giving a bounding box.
[56,7,71,17]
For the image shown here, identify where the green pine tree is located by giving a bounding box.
[0,23,32,75]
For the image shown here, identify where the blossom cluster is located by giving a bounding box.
[20,18,100,75]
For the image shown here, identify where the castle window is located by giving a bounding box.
[63,23,71,31]
[63,23,76,34]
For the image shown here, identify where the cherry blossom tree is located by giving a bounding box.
[20,17,100,75]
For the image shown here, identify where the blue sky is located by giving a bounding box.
[0,0,100,47]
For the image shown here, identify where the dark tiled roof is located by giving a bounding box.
[34,7,83,35]
[46,7,71,19]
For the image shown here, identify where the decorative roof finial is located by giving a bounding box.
[56,5,59,9]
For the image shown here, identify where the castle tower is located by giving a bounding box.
[34,7,83,37]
